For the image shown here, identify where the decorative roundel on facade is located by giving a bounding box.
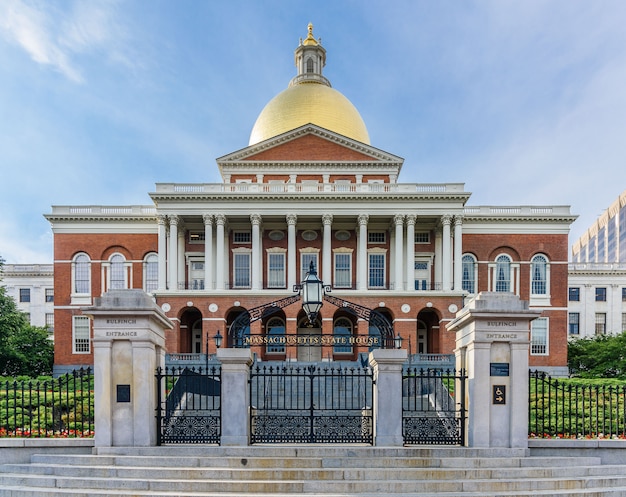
[301,230,318,241]
[161,303,171,312]
[334,230,351,241]
[209,303,218,313]
[401,304,411,314]
[268,230,284,241]
[426,302,433,308]
[186,301,194,307]
[234,301,241,307]
[448,304,458,314]
[378,302,385,307]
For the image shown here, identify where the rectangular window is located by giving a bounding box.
[334,253,351,288]
[368,253,385,288]
[73,316,91,354]
[233,252,251,288]
[622,288,626,302]
[568,312,580,335]
[368,232,386,244]
[301,253,319,281]
[189,231,205,243]
[19,288,31,302]
[414,232,430,244]
[597,226,606,262]
[530,318,548,355]
[45,288,54,302]
[45,313,54,331]
[595,287,607,302]
[595,313,606,335]
[267,253,285,288]
[233,231,251,243]
[568,287,580,301]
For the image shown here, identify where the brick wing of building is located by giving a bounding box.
[46,24,577,377]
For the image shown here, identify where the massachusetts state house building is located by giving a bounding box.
[46,25,576,376]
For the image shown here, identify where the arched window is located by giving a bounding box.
[73,253,91,294]
[144,253,158,293]
[109,254,126,290]
[266,317,285,354]
[495,255,511,292]
[306,57,314,73]
[531,254,548,295]
[462,254,477,293]
[333,317,353,354]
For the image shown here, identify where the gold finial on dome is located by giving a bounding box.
[303,22,318,46]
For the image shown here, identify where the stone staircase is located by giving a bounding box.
[2,446,626,496]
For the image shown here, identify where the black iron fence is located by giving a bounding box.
[156,366,221,444]
[0,368,94,437]
[402,367,466,445]
[529,370,626,438]
[250,363,374,444]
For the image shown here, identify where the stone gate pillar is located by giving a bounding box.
[370,348,408,446]
[446,292,541,448]
[84,290,172,447]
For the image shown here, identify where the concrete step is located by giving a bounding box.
[1,446,626,497]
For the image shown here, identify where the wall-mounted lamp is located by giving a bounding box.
[214,330,223,349]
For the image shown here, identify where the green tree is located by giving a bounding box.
[568,332,626,378]
[0,256,54,376]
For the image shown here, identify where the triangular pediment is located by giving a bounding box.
[217,124,403,165]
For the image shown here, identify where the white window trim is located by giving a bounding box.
[367,248,387,289]
[71,253,92,305]
[72,315,91,354]
[232,248,252,288]
[529,255,551,306]
[266,248,287,288]
[488,254,520,295]
[102,253,131,293]
[368,231,386,244]
[299,248,320,281]
[461,253,478,294]
[333,248,353,288]
[143,252,159,293]
[530,317,549,356]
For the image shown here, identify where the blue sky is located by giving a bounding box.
[1,0,625,264]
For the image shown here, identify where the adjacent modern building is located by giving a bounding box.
[46,25,576,376]
[569,189,626,339]
[0,263,55,336]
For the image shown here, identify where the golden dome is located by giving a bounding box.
[248,24,370,146]
[249,83,370,146]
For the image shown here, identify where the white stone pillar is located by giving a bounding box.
[448,292,540,448]
[168,215,179,291]
[157,215,167,291]
[441,214,452,292]
[435,229,442,289]
[357,214,369,290]
[251,214,261,290]
[322,214,333,285]
[217,348,254,446]
[203,214,213,290]
[287,214,297,289]
[177,229,185,290]
[453,215,463,291]
[86,290,171,447]
[394,214,404,291]
[369,349,408,446]
[406,215,416,292]
[215,214,226,290]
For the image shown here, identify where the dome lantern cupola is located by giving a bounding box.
[249,24,370,146]
[290,23,330,88]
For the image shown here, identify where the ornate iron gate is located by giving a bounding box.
[155,366,221,444]
[402,367,466,445]
[250,363,374,444]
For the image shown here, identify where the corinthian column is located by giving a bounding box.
[357,214,369,290]
[441,214,452,292]
[157,215,167,291]
[251,214,262,290]
[287,214,297,288]
[453,215,464,291]
[322,214,333,285]
[168,215,179,290]
[215,214,226,290]
[394,214,404,291]
[203,214,214,290]
[406,215,416,292]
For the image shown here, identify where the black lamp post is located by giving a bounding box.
[214,330,223,349]
[394,333,403,350]
[300,261,325,324]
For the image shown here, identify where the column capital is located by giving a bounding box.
[406,214,417,226]
[358,214,369,226]
[157,214,167,225]
[454,215,464,227]
[441,214,453,226]
[168,214,180,226]
[215,214,226,226]
[250,213,262,226]
[203,214,214,225]
[322,213,333,226]
[393,214,405,226]
[286,213,298,226]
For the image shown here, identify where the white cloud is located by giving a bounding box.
[0,0,130,83]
